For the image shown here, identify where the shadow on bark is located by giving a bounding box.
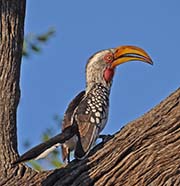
[1,89,180,185]
[26,87,179,186]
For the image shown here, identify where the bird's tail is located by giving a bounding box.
[12,125,78,165]
[12,134,62,165]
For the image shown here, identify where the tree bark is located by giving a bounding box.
[2,88,180,186]
[0,0,25,174]
[0,1,180,185]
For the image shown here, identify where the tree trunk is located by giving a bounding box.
[0,0,25,174]
[0,1,180,185]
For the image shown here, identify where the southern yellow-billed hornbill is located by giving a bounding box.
[13,45,153,165]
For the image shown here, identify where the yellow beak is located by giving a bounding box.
[111,45,153,68]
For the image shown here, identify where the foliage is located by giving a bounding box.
[22,28,55,58]
[23,115,63,170]
[22,29,63,170]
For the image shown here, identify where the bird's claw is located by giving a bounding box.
[99,134,114,143]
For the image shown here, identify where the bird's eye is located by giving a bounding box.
[104,53,114,63]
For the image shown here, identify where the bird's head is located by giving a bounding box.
[86,45,153,90]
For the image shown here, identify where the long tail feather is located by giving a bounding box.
[12,125,77,165]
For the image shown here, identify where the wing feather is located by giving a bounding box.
[61,91,85,162]
[74,98,99,159]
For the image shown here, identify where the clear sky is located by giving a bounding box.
[18,0,180,155]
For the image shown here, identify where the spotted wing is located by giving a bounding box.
[61,91,85,162]
[74,97,101,159]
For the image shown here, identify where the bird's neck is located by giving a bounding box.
[86,67,113,93]
[85,83,111,96]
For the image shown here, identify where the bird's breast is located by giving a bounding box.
[85,84,110,131]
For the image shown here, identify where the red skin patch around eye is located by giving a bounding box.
[104,53,113,63]
[104,68,114,82]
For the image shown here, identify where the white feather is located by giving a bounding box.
[34,143,60,160]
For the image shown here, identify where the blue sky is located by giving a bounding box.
[18,0,180,155]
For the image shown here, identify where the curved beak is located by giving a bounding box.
[111,45,153,68]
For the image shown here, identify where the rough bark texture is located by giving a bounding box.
[2,88,180,186]
[0,0,25,174]
[0,0,180,185]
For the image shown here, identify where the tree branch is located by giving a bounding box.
[4,88,180,185]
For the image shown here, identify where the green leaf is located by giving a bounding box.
[37,35,49,42]
[30,44,41,53]
[42,133,50,141]
[29,160,43,171]
[22,40,29,57]
[37,28,55,42]
[22,28,56,59]
[50,159,63,168]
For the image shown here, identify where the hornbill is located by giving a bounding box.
[13,45,153,165]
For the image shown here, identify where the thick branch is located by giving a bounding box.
[0,0,26,171]
[3,88,180,186]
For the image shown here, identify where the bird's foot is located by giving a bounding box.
[99,134,114,143]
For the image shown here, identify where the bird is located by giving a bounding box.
[13,45,153,165]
